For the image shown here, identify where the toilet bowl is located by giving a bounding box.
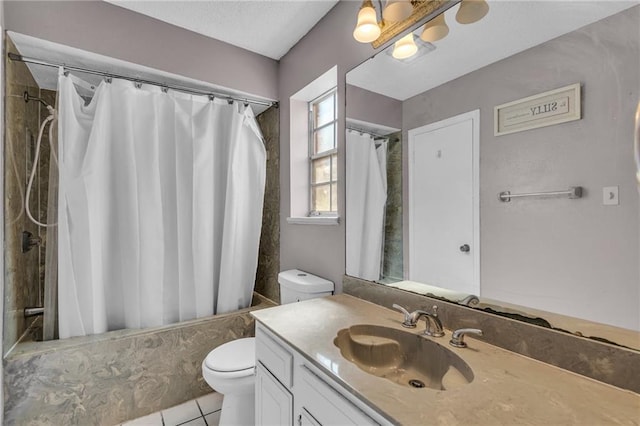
[201,270,334,425]
[201,337,256,426]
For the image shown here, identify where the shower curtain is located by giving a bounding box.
[57,72,266,339]
[346,130,388,281]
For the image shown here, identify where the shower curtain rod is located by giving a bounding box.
[8,52,278,108]
[347,126,390,140]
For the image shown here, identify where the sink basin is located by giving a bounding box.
[333,324,474,390]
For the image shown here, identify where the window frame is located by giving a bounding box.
[308,88,338,216]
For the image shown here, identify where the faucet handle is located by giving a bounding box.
[449,328,483,348]
[392,304,417,328]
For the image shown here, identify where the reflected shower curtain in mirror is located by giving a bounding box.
[346,131,387,281]
[57,72,266,339]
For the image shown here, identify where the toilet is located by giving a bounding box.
[201,269,334,425]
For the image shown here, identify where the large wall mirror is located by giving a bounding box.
[345,1,639,350]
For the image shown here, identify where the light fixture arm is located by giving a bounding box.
[377,0,385,24]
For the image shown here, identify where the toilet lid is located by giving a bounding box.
[205,337,256,372]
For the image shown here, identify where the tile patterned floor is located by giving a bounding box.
[122,392,223,426]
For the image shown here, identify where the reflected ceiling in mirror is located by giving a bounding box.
[345,1,640,350]
[349,1,634,101]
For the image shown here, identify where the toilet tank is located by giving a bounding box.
[278,269,334,304]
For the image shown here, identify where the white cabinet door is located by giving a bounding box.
[296,365,378,425]
[256,362,293,426]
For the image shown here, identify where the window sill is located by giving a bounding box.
[286,216,340,226]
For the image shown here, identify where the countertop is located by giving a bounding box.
[251,294,640,425]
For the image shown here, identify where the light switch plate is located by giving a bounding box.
[603,186,619,205]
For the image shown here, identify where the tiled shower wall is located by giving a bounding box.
[3,37,55,353]
[255,106,280,303]
[382,131,402,282]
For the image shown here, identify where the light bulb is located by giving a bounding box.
[456,0,489,24]
[353,2,381,43]
[392,33,418,59]
[383,0,413,23]
[420,13,449,42]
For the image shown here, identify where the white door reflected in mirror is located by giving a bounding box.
[408,110,479,297]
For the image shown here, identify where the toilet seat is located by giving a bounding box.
[204,337,256,378]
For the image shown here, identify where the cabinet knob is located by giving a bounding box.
[459,244,470,253]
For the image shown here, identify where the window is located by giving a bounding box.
[287,65,338,225]
[309,89,337,215]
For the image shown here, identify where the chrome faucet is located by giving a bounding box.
[392,304,425,328]
[417,305,445,337]
[449,328,484,348]
[393,304,445,337]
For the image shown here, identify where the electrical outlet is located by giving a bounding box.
[603,186,619,205]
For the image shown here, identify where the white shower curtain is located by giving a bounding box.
[346,131,388,281]
[57,72,266,339]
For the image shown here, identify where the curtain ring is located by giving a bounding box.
[208,95,215,102]
[227,99,234,105]
[243,102,249,108]
[161,87,169,93]
[134,82,142,89]
[63,69,69,77]
[104,77,112,84]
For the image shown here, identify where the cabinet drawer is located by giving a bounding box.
[297,365,378,425]
[256,325,293,388]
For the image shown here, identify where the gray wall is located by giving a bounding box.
[402,7,639,330]
[278,2,376,291]
[3,0,277,100]
[346,84,402,130]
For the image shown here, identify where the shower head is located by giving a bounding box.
[23,91,51,108]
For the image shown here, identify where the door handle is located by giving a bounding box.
[459,244,470,253]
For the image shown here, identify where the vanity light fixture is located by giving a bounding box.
[382,0,414,23]
[353,1,489,47]
[392,33,418,59]
[420,13,449,42]
[456,0,490,24]
[353,0,382,43]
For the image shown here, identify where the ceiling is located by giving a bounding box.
[347,1,637,101]
[9,0,340,114]
[104,0,339,60]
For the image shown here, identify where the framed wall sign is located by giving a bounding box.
[494,83,581,136]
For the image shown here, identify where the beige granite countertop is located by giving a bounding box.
[251,294,640,425]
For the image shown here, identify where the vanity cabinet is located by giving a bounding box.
[255,322,385,426]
